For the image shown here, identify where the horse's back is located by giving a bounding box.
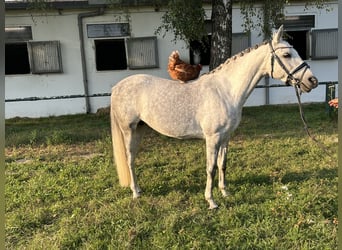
[111,74,201,104]
[112,74,171,91]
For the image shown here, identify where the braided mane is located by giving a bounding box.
[205,40,270,75]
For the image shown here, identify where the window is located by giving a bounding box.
[311,29,338,60]
[281,15,315,60]
[5,43,31,75]
[5,26,63,75]
[190,36,211,65]
[189,20,212,65]
[231,33,250,55]
[95,39,127,70]
[127,37,159,69]
[5,26,32,75]
[90,23,159,71]
[5,26,32,42]
[87,23,130,38]
[90,23,129,71]
[94,36,159,71]
[28,41,63,73]
[189,33,250,65]
[6,41,63,75]
[284,30,310,60]
[281,15,315,30]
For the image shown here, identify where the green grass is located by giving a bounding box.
[5,103,337,249]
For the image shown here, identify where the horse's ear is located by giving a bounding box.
[272,25,284,43]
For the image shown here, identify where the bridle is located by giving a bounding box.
[269,41,310,89]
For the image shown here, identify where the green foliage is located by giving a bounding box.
[154,0,331,49]
[5,104,337,249]
[155,0,207,45]
[25,0,50,12]
[240,0,285,38]
[303,0,331,10]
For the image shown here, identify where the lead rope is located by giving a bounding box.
[294,84,334,158]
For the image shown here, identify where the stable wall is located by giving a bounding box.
[5,11,87,118]
[5,2,338,118]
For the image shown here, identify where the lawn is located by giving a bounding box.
[5,103,337,249]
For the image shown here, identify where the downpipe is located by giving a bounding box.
[78,7,105,113]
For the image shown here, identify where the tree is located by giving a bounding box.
[210,0,232,70]
[155,0,233,70]
[155,0,207,46]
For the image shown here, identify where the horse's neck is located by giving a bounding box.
[214,44,269,107]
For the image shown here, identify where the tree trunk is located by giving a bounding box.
[210,0,232,70]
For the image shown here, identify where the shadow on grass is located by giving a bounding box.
[281,167,337,184]
[140,165,337,200]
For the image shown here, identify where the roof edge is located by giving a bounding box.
[5,1,95,10]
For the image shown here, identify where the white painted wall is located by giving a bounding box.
[5,2,338,118]
[5,11,87,118]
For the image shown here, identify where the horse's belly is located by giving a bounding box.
[141,113,204,139]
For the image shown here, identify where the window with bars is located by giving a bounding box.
[28,41,63,74]
[87,23,130,38]
[311,29,338,60]
[231,33,250,55]
[5,26,32,42]
[127,37,159,69]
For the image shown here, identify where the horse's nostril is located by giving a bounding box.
[309,76,318,87]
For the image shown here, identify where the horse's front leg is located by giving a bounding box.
[218,141,229,197]
[204,137,219,209]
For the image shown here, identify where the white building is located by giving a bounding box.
[5,0,338,118]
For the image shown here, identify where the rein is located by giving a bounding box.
[269,41,334,158]
[294,85,334,157]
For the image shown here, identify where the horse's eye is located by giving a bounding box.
[283,53,291,58]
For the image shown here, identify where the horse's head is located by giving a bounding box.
[269,25,318,93]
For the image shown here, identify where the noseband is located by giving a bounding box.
[269,41,310,87]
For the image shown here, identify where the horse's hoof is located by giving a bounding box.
[208,200,218,209]
[132,192,141,199]
[209,204,219,210]
[221,189,228,197]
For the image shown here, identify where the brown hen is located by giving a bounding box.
[168,50,202,82]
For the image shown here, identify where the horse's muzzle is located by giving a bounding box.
[300,76,318,93]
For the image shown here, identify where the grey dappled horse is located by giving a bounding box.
[110,26,318,209]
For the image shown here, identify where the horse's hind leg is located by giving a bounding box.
[123,123,146,198]
[133,123,148,194]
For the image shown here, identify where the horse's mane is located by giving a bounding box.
[204,40,270,76]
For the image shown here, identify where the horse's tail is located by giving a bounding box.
[110,105,131,187]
